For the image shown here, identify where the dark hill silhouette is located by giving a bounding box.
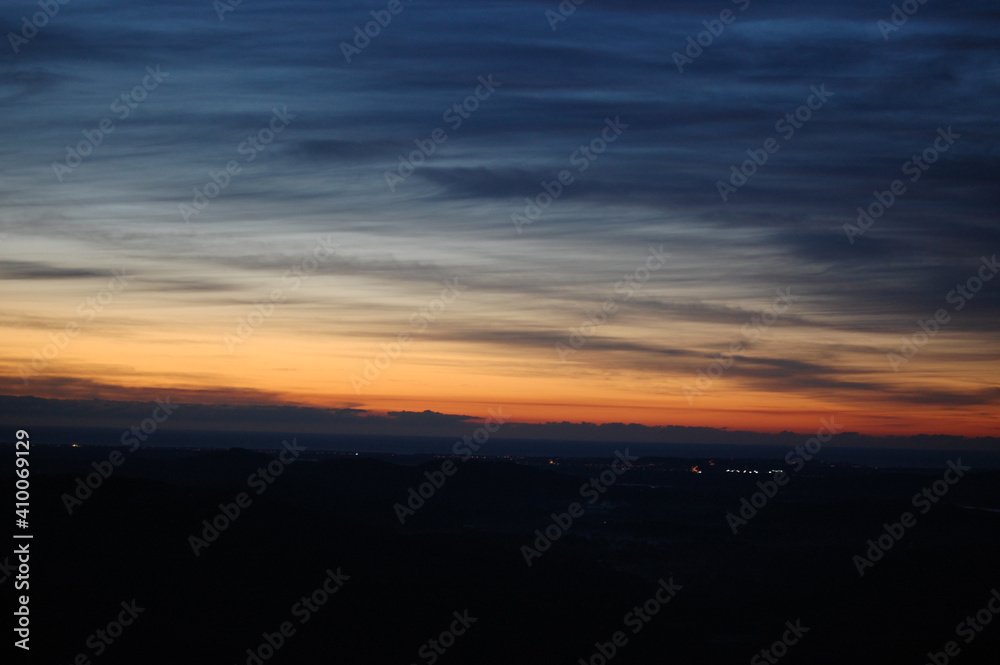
[6,446,1000,664]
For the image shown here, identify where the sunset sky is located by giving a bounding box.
[2,0,998,439]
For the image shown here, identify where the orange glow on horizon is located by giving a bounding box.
[2,289,997,440]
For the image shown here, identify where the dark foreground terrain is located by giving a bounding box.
[5,442,1000,664]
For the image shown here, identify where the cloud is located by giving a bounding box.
[0,0,997,436]
[0,260,107,280]
[3,393,998,452]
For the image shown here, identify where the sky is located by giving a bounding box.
[1,0,999,440]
